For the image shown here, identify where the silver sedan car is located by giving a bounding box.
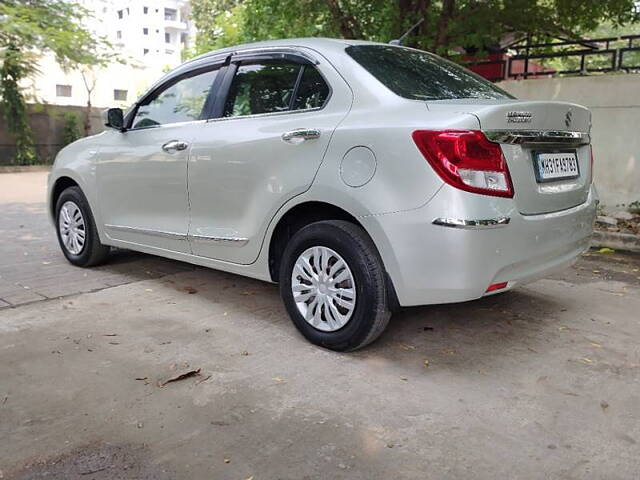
[48,38,597,351]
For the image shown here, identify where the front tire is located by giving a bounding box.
[279,220,391,351]
[55,186,110,267]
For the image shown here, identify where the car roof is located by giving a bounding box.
[184,37,384,65]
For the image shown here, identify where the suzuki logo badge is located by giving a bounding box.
[565,109,573,128]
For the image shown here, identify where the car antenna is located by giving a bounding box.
[389,18,424,46]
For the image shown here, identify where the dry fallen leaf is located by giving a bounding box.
[579,357,593,364]
[224,458,230,464]
[400,376,408,381]
[398,343,416,351]
[423,359,430,368]
[158,368,202,387]
[272,377,286,384]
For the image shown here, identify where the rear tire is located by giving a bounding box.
[55,186,110,267]
[279,220,391,351]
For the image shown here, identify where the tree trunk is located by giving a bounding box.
[433,0,455,52]
[324,0,361,39]
[84,97,92,136]
[80,71,96,136]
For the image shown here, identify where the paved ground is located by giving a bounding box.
[1,172,639,479]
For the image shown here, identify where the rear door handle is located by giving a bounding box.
[281,128,321,144]
[162,140,189,153]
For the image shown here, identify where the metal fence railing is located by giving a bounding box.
[462,34,640,82]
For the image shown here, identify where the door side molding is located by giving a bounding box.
[105,224,188,240]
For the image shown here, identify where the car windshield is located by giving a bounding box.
[346,45,514,101]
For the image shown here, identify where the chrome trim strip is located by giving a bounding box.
[189,234,249,247]
[206,106,322,123]
[432,217,511,229]
[104,224,187,240]
[484,130,590,146]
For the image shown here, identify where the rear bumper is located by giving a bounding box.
[361,184,598,307]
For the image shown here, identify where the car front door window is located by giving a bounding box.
[132,68,218,128]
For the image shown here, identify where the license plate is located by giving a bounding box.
[533,151,580,182]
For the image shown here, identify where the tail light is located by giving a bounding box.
[412,130,514,198]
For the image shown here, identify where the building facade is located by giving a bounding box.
[25,0,196,109]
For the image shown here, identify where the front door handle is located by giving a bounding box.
[162,140,189,153]
[281,128,321,144]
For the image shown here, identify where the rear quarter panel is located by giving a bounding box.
[312,100,480,216]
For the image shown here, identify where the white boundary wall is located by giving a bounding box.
[497,75,640,209]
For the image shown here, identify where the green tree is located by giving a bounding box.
[0,45,37,164]
[0,0,116,163]
[188,0,639,58]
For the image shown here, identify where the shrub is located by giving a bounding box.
[61,112,82,146]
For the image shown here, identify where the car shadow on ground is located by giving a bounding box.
[133,258,567,372]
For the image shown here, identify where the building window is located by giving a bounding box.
[143,6,148,14]
[116,31,122,40]
[164,8,177,21]
[143,27,148,35]
[114,89,128,101]
[56,84,72,97]
[165,32,171,43]
[117,9,123,19]
[143,48,149,55]
[180,33,188,44]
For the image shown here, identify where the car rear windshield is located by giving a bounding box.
[346,45,514,101]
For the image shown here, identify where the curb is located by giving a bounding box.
[592,231,640,253]
[0,165,51,173]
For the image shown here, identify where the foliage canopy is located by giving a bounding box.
[190,0,640,57]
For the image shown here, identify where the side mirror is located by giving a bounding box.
[103,108,125,131]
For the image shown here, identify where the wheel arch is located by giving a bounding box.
[49,176,80,220]
[267,201,400,311]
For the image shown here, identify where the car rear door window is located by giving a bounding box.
[292,66,330,110]
[223,60,301,117]
[132,68,218,129]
